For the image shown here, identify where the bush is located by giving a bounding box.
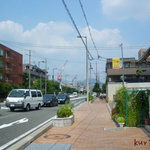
[112,113,119,120]
[117,117,125,123]
[111,108,117,115]
[57,103,74,118]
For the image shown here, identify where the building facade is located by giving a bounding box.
[106,48,150,102]
[106,56,150,83]
[0,44,22,85]
[23,64,47,81]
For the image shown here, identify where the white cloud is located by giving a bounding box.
[101,0,150,21]
[0,20,74,54]
[0,20,125,81]
[81,26,123,47]
[0,20,124,55]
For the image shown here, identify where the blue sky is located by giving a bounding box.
[0,0,150,83]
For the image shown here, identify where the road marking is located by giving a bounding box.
[0,116,55,150]
[0,99,85,150]
[0,118,28,129]
[1,106,9,110]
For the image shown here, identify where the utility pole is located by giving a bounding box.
[45,58,47,94]
[52,68,57,82]
[29,50,31,89]
[77,35,89,104]
[120,43,125,86]
[96,62,98,83]
[89,63,93,93]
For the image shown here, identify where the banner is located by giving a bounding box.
[112,58,120,69]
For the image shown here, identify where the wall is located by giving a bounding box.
[107,82,150,102]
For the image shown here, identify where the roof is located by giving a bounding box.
[138,47,150,63]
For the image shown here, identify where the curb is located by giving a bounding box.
[4,100,86,150]
[6,121,53,150]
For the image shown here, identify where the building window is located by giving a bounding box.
[0,60,3,69]
[6,51,10,58]
[140,63,146,68]
[6,75,9,81]
[107,62,112,69]
[6,63,10,69]
[124,62,130,68]
[0,73,3,80]
[0,49,4,56]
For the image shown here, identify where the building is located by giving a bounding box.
[106,48,150,102]
[106,53,150,83]
[0,44,22,85]
[23,64,47,81]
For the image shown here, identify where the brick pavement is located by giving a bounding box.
[34,99,150,150]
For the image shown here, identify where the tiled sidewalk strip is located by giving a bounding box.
[33,99,150,150]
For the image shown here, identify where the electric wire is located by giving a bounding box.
[61,0,94,60]
[78,0,105,60]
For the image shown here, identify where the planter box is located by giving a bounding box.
[53,115,74,127]
[119,123,124,127]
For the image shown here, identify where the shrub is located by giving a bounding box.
[57,103,74,118]
[112,113,119,120]
[111,108,117,115]
[117,117,125,123]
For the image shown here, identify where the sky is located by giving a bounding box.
[0,0,150,84]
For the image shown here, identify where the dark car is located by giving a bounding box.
[56,94,70,104]
[43,94,58,106]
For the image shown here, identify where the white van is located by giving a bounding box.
[5,89,43,111]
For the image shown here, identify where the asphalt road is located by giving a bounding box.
[0,96,85,147]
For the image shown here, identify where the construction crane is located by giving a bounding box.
[57,60,68,91]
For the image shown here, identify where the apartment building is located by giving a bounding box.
[0,44,22,85]
[106,49,150,83]
[106,48,150,102]
[23,64,47,81]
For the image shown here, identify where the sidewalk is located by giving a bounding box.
[26,99,150,150]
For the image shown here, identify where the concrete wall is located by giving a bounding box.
[107,82,150,102]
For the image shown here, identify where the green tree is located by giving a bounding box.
[102,81,106,93]
[93,83,101,96]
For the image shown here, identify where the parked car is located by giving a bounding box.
[56,94,70,104]
[5,89,43,111]
[43,94,58,107]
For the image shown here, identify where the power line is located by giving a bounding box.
[78,0,102,60]
[61,0,94,60]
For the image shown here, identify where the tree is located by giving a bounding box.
[93,83,101,96]
[102,81,106,93]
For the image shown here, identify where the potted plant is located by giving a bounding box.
[117,117,125,127]
[53,103,74,127]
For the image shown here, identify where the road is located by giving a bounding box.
[0,96,86,148]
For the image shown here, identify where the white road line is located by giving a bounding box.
[0,116,55,150]
[1,107,9,110]
[0,118,29,129]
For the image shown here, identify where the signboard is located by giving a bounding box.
[112,58,120,69]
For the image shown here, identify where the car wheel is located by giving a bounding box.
[36,104,41,110]
[26,104,30,111]
[10,107,15,111]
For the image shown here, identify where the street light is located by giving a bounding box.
[38,59,47,94]
[77,35,89,104]
[52,68,57,81]
[38,60,45,90]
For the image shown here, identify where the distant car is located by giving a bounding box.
[69,94,75,98]
[73,92,78,97]
[56,94,70,104]
[43,94,58,107]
